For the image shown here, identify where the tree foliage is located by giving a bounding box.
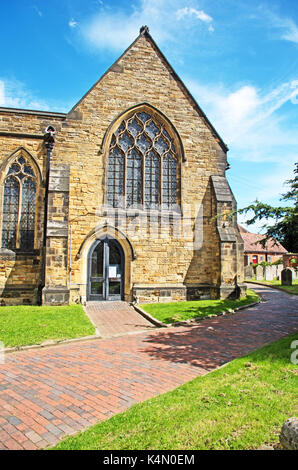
[239,162,298,253]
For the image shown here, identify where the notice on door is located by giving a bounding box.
[109,266,117,278]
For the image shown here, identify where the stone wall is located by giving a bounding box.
[0,110,65,305]
[42,164,70,305]
[0,249,41,305]
[0,30,244,305]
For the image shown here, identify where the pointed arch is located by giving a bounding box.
[76,224,135,303]
[103,103,183,210]
[76,224,136,261]
[0,147,41,251]
[101,103,185,162]
[0,147,42,184]
[0,147,42,185]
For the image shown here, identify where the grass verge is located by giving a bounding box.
[0,304,95,348]
[139,288,259,324]
[248,279,298,295]
[52,332,298,450]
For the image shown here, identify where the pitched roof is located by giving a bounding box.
[0,27,228,153]
[68,28,228,152]
[238,225,287,254]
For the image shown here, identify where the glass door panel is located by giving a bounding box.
[107,239,122,300]
[108,281,121,296]
[90,280,103,296]
[89,241,105,299]
[88,238,123,301]
[91,241,104,277]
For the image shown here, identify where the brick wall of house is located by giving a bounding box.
[245,253,283,265]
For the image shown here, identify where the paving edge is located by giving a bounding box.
[132,303,167,327]
[246,280,298,295]
[83,304,101,336]
[132,300,261,329]
[3,297,261,354]
[3,333,102,355]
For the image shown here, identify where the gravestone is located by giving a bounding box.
[271,265,277,279]
[290,267,297,281]
[244,265,254,279]
[276,264,283,280]
[256,265,264,281]
[265,266,274,281]
[280,417,298,450]
[281,268,292,286]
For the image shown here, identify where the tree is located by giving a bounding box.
[239,162,298,253]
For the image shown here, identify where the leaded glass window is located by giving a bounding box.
[145,151,160,209]
[107,110,179,209]
[162,153,177,209]
[126,149,142,208]
[1,155,37,251]
[2,177,19,250]
[107,147,124,208]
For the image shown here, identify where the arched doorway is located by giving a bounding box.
[87,236,124,301]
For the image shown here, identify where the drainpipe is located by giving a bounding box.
[41,126,56,302]
[43,126,56,246]
[69,225,72,288]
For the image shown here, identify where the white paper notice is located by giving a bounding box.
[109,266,117,278]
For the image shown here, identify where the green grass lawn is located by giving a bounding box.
[0,304,95,348]
[52,332,298,450]
[139,288,259,324]
[248,279,298,295]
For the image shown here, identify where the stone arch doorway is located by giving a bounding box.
[87,235,124,301]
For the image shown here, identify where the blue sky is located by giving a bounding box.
[1,0,297,232]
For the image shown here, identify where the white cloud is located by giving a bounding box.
[0,78,76,113]
[82,0,173,51]
[33,6,42,17]
[0,78,50,110]
[69,19,78,28]
[187,77,298,218]
[80,0,214,52]
[280,19,298,44]
[186,78,298,160]
[176,7,213,23]
[263,10,298,44]
[0,81,18,107]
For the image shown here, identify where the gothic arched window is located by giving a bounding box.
[1,155,37,251]
[107,110,178,210]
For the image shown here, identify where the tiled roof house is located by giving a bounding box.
[238,225,287,265]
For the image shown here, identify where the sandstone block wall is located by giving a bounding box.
[0,30,244,305]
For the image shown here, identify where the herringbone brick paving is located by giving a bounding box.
[0,284,297,450]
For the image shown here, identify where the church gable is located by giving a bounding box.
[67,28,226,155]
[0,27,244,307]
[54,27,228,214]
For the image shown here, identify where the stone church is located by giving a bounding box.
[0,27,244,306]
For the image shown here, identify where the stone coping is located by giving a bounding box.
[133,300,261,328]
[3,333,102,355]
[132,304,166,327]
[3,297,261,354]
[0,106,66,118]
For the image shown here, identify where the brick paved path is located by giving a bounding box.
[85,301,155,337]
[0,284,297,450]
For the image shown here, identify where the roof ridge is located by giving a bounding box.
[67,27,228,152]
